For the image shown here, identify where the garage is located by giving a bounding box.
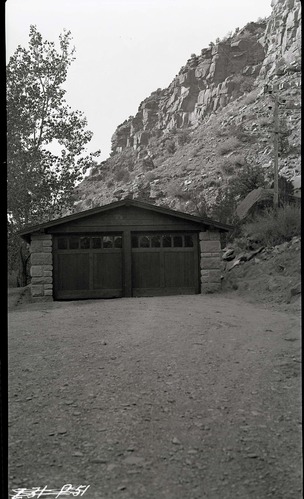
[19,199,232,300]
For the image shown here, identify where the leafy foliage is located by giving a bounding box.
[227,163,267,200]
[177,129,191,146]
[165,139,177,154]
[210,188,239,225]
[277,176,295,205]
[7,26,100,278]
[278,117,292,156]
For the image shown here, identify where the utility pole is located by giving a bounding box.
[273,94,279,210]
[263,84,301,209]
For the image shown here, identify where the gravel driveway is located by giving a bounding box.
[8,295,302,499]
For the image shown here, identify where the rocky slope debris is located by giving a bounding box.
[221,235,301,308]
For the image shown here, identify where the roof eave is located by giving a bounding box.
[18,199,233,238]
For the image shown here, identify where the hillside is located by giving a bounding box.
[221,234,301,311]
[73,0,301,217]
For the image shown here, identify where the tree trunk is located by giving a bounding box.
[18,244,30,287]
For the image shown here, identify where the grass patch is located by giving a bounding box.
[243,205,301,247]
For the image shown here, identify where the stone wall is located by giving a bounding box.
[30,233,53,300]
[199,231,222,293]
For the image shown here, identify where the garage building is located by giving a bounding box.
[19,199,232,300]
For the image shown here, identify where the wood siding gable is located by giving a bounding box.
[49,205,205,233]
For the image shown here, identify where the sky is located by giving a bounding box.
[6,0,273,162]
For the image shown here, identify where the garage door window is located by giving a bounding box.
[80,237,90,249]
[103,236,113,248]
[151,236,161,248]
[184,235,194,247]
[162,235,172,247]
[114,236,122,248]
[139,236,150,248]
[101,235,122,248]
[173,236,183,247]
[92,237,102,249]
[131,234,194,249]
[56,235,124,251]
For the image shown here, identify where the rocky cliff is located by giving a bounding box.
[75,0,301,215]
[111,21,266,154]
[258,0,301,79]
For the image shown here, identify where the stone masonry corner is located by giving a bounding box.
[30,233,53,301]
[199,230,222,293]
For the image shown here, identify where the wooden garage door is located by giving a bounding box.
[131,233,199,296]
[53,234,123,299]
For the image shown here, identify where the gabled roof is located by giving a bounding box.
[19,199,233,241]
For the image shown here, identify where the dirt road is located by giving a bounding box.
[8,295,302,499]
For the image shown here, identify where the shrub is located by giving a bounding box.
[210,187,238,226]
[90,166,100,175]
[165,139,177,154]
[205,179,220,188]
[114,168,130,182]
[178,187,209,218]
[231,74,245,86]
[167,180,189,199]
[177,129,191,146]
[232,154,246,166]
[144,171,157,183]
[228,163,267,199]
[142,156,155,170]
[152,129,162,139]
[288,144,301,155]
[236,76,255,94]
[256,16,268,23]
[221,163,235,176]
[91,173,104,181]
[84,198,92,207]
[228,124,250,142]
[217,157,234,176]
[243,205,301,247]
[215,128,227,138]
[218,137,241,155]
